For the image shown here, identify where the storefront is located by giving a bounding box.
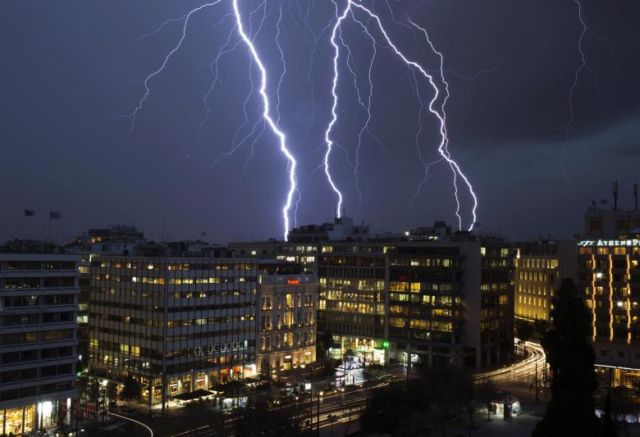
[331,337,388,365]
[0,400,68,436]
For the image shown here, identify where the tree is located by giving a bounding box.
[106,381,119,406]
[88,378,102,408]
[361,366,476,435]
[360,384,421,435]
[316,330,335,359]
[363,363,386,383]
[533,278,601,437]
[235,399,305,436]
[76,375,89,401]
[120,376,142,407]
[418,367,475,434]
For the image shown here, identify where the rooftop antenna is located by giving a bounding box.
[612,181,618,210]
[634,184,638,211]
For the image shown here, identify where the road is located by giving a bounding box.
[162,342,546,436]
[108,410,154,436]
[475,341,546,385]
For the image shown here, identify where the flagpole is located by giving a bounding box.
[48,215,52,243]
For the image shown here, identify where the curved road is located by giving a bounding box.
[108,411,154,436]
[168,342,546,436]
[475,340,546,385]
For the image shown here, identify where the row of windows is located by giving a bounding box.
[517,258,559,269]
[260,293,314,310]
[321,291,382,303]
[90,300,254,313]
[517,271,553,282]
[93,275,255,285]
[2,294,75,308]
[517,284,552,296]
[579,247,640,256]
[389,305,460,318]
[389,317,453,332]
[260,310,314,330]
[1,261,76,271]
[1,311,75,326]
[517,295,549,307]
[318,278,385,291]
[95,261,256,271]
[0,381,73,402]
[91,326,253,344]
[1,347,74,365]
[389,293,462,306]
[391,258,456,268]
[0,364,73,384]
[2,277,76,289]
[89,312,253,327]
[259,331,315,351]
[389,282,454,293]
[0,329,74,346]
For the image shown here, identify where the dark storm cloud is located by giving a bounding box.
[1,0,639,243]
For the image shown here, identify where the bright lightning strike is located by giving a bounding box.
[129,0,299,241]
[231,0,298,240]
[323,1,478,230]
[324,0,351,219]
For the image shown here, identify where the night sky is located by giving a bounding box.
[2,0,640,243]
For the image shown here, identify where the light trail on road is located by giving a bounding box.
[108,411,154,437]
[474,340,546,385]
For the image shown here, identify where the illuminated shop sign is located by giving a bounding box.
[287,279,301,285]
[578,239,640,247]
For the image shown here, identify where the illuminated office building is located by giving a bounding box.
[0,250,79,435]
[256,262,317,377]
[66,226,147,373]
[578,238,640,381]
[317,243,388,364]
[514,240,577,323]
[230,240,317,274]
[317,229,515,369]
[88,256,258,410]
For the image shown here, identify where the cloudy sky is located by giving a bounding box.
[2,0,639,243]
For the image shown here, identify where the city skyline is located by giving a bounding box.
[3,0,640,243]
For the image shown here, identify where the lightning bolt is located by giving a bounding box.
[128,1,224,131]
[130,0,480,237]
[324,0,351,218]
[231,0,298,240]
[562,0,622,181]
[562,0,589,181]
[323,1,478,230]
[129,0,298,240]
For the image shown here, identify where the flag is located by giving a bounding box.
[24,209,35,217]
[49,211,61,220]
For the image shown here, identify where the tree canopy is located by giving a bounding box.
[533,278,601,437]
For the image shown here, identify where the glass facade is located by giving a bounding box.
[89,257,258,404]
[0,254,79,434]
